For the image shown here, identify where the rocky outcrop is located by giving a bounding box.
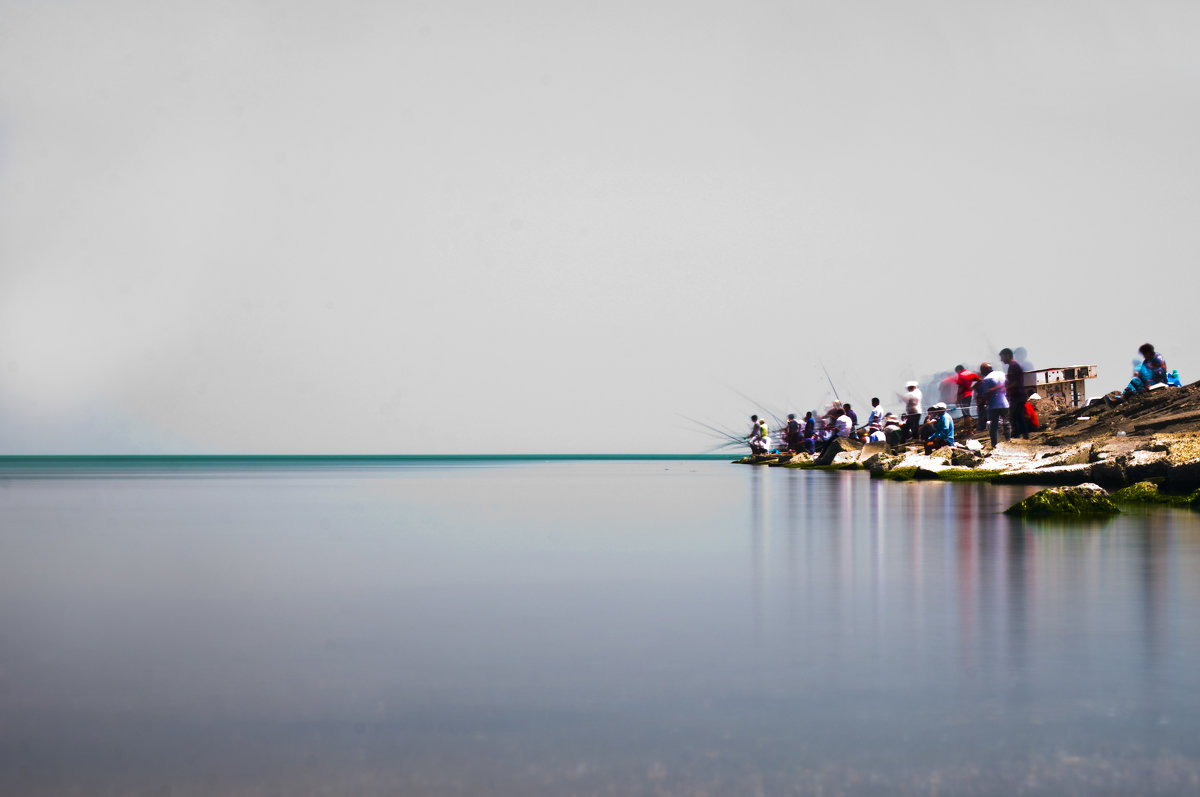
[737,386,1200,493]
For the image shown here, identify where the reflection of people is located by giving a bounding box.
[978,363,1011,448]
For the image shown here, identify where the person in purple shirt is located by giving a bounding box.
[1000,347,1030,439]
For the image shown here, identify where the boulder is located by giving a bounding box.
[1111,481,1175,505]
[777,453,815,468]
[815,436,863,467]
[865,453,902,476]
[1004,484,1120,516]
[950,448,984,468]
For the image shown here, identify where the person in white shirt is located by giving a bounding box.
[835,411,854,438]
[900,381,923,442]
[977,363,1011,448]
[866,397,884,429]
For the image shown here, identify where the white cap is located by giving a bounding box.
[905,380,918,388]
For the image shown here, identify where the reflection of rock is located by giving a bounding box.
[1004,484,1121,516]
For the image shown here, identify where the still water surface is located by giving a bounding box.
[1,459,1199,795]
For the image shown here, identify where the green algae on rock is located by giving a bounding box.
[1110,481,1189,506]
[881,466,918,482]
[932,468,1004,483]
[1004,484,1120,516]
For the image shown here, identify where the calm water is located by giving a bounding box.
[2,459,1199,796]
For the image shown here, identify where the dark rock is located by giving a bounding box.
[950,448,983,468]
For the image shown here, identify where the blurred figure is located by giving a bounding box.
[843,403,858,436]
[1000,348,1030,439]
[953,364,981,416]
[900,381,922,443]
[978,362,1011,448]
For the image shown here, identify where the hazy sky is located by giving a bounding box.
[1,0,1197,454]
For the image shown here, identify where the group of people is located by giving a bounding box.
[746,343,1178,457]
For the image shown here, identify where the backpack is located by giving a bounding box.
[1025,401,1039,430]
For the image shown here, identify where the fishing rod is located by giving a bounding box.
[819,361,840,402]
[677,414,750,446]
[725,386,789,432]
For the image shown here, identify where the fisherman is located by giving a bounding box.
[747,415,767,456]
[919,407,937,447]
[785,413,802,452]
[843,403,858,437]
[835,408,854,438]
[866,397,883,429]
[883,413,904,450]
[923,402,955,454]
[999,348,1030,439]
[978,362,1011,448]
[864,422,888,444]
[900,381,923,443]
[803,411,815,440]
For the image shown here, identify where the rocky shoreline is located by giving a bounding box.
[735,380,1200,504]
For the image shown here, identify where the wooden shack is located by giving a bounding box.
[1024,365,1098,410]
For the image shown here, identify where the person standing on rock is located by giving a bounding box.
[979,363,1011,448]
[953,365,980,415]
[901,381,923,443]
[1000,348,1030,439]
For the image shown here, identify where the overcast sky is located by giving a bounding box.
[1,0,1197,454]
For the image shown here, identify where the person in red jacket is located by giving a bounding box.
[953,364,981,415]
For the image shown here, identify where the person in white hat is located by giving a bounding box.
[924,402,955,455]
[900,380,923,442]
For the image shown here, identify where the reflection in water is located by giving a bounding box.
[1,462,1199,796]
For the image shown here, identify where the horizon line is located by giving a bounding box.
[0,453,735,465]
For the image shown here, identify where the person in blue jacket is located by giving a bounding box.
[1124,343,1169,396]
[923,402,955,454]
